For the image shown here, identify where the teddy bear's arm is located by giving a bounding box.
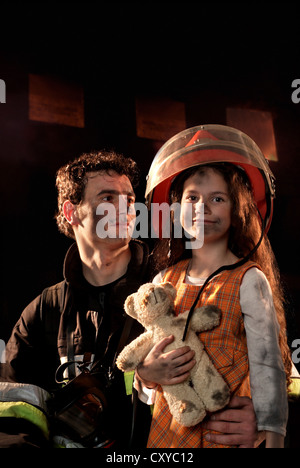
[187,305,222,332]
[116,331,154,372]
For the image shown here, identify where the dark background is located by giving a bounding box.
[1,4,300,344]
[1,3,300,442]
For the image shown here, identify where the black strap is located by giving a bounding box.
[63,284,76,379]
[111,317,135,372]
[55,317,134,383]
[90,316,135,378]
[40,281,135,382]
[182,208,266,342]
[182,260,249,341]
[55,352,92,384]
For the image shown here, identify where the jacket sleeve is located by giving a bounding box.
[2,295,44,385]
[0,295,54,447]
[1,290,60,391]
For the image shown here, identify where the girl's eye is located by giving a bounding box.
[186,195,198,202]
[212,196,224,203]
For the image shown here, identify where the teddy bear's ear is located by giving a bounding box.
[124,295,138,319]
[162,282,177,300]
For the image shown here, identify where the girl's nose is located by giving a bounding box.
[203,200,212,214]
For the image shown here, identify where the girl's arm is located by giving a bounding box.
[241,268,288,447]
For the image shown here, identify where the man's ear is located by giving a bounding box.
[63,200,80,226]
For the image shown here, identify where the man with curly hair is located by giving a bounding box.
[55,150,140,285]
[0,150,151,448]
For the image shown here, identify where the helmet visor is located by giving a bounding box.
[145,124,275,201]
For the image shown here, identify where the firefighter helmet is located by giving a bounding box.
[145,124,275,235]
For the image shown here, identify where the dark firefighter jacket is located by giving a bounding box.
[0,239,150,448]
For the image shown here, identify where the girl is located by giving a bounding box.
[137,125,292,448]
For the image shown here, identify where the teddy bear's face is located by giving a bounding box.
[125,282,177,327]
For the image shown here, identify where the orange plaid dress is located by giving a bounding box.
[147,259,259,448]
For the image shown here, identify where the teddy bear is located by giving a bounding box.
[116,282,230,427]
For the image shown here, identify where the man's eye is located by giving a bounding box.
[102,195,113,202]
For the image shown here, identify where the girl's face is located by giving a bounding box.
[180,167,232,245]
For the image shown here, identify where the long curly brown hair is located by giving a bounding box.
[151,163,292,387]
[55,150,140,239]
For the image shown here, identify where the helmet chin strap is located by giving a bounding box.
[182,207,266,342]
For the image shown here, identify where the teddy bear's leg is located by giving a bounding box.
[116,331,154,372]
[163,381,206,427]
[191,351,230,413]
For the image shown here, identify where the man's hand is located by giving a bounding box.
[203,396,259,448]
[136,335,196,388]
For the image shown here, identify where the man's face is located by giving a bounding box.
[74,171,136,247]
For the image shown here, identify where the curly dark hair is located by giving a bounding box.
[55,150,140,239]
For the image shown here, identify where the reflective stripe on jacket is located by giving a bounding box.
[0,382,51,438]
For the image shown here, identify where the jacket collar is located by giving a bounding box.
[63,240,149,289]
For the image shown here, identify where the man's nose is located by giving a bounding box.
[118,195,134,214]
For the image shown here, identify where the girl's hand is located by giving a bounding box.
[136,335,196,388]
